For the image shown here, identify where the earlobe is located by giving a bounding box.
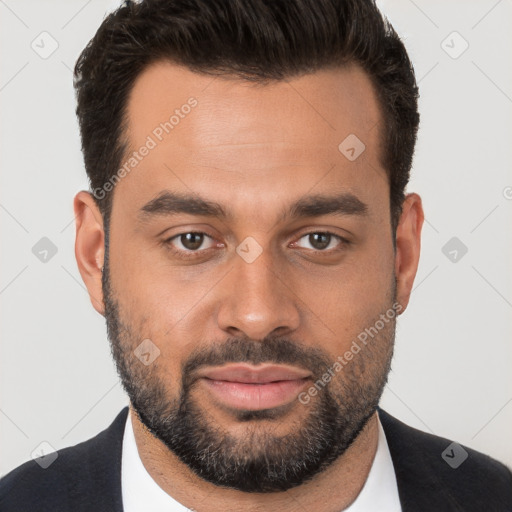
[394,193,424,313]
[73,190,106,316]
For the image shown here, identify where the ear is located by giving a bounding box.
[394,193,424,313]
[73,190,105,316]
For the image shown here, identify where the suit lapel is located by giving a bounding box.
[68,406,129,512]
[378,407,466,512]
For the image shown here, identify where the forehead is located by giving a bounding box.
[114,60,387,220]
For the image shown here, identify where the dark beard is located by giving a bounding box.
[102,245,395,492]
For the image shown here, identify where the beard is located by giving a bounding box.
[102,248,396,493]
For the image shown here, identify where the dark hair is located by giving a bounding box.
[74,0,419,233]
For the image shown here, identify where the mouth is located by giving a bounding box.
[196,363,312,411]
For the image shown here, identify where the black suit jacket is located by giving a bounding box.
[1,406,511,511]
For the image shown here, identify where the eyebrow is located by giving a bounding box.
[285,193,368,221]
[137,190,368,223]
[139,191,228,220]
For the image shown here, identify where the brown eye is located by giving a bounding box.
[308,233,331,250]
[295,232,344,251]
[180,232,204,250]
[166,232,216,253]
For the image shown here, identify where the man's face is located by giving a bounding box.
[97,62,408,491]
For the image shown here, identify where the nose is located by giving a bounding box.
[216,245,301,341]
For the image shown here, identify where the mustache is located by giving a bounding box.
[181,337,331,386]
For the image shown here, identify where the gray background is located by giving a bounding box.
[1,0,511,476]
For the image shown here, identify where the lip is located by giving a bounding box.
[198,363,312,383]
[196,364,312,411]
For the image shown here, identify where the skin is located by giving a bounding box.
[74,61,423,511]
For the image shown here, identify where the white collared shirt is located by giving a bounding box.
[121,409,402,511]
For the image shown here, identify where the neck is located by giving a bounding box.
[130,405,380,512]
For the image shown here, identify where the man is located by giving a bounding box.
[1,0,510,510]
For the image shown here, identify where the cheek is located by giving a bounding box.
[109,231,193,318]
[108,245,219,369]
[296,219,393,297]
[301,234,395,351]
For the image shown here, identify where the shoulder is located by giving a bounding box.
[0,407,129,512]
[378,408,512,511]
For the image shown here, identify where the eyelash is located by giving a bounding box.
[162,231,350,259]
